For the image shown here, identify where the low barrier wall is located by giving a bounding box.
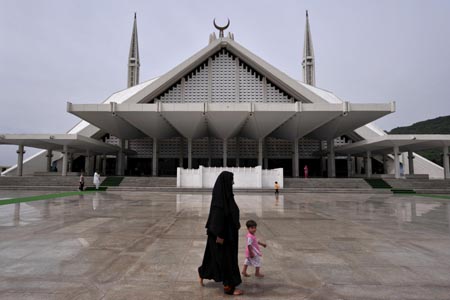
[176,166,283,189]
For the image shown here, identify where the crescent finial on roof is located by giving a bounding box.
[213,18,230,38]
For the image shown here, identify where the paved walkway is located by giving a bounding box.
[0,191,450,299]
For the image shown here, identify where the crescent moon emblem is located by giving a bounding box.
[213,18,230,31]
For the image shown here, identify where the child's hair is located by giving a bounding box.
[275,181,278,184]
[246,220,257,228]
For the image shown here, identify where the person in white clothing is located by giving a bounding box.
[93,171,101,190]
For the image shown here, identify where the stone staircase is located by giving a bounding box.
[6,176,448,194]
[385,179,450,194]
[112,177,381,193]
[281,178,383,193]
[118,177,177,187]
[0,176,100,191]
[284,178,371,189]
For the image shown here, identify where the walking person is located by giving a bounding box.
[198,171,243,296]
[241,220,267,278]
[78,172,85,191]
[274,181,280,194]
[93,171,101,190]
[304,165,309,178]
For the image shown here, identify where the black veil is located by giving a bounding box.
[206,171,240,238]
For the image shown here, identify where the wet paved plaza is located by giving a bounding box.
[1,191,450,299]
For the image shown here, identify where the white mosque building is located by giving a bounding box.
[1,13,449,179]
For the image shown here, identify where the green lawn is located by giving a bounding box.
[0,190,100,206]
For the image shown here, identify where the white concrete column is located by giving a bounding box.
[351,156,356,176]
[62,145,68,176]
[347,155,352,178]
[263,139,268,169]
[68,153,73,172]
[408,150,414,175]
[356,157,363,175]
[95,155,101,175]
[188,138,193,169]
[117,138,125,176]
[236,137,240,167]
[46,149,53,172]
[293,139,299,177]
[179,137,184,168]
[443,146,450,179]
[366,150,372,178]
[401,152,406,172]
[152,138,158,176]
[327,139,336,178]
[16,145,25,176]
[394,145,400,179]
[383,155,389,174]
[258,138,263,167]
[207,137,212,167]
[102,154,107,175]
[84,150,91,175]
[223,138,228,167]
[124,140,128,173]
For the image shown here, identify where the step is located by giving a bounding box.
[107,187,390,194]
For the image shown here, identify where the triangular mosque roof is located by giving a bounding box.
[117,37,331,105]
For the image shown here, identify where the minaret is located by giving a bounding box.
[128,13,140,88]
[302,10,315,86]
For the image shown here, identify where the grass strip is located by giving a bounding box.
[101,176,124,187]
[391,188,416,194]
[85,186,108,191]
[364,178,392,189]
[0,190,99,206]
[415,194,450,200]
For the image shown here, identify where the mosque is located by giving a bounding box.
[1,13,449,179]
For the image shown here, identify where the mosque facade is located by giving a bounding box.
[1,13,448,179]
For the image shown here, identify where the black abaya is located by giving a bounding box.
[198,171,242,291]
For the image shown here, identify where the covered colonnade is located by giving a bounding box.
[335,135,450,179]
[0,134,122,176]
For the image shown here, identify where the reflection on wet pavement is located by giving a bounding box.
[1,191,450,299]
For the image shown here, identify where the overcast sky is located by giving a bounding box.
[1,0,450,166]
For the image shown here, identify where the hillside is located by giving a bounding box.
[389,115,450,166]
[390,115,450,135]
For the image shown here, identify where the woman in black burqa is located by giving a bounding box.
[198,171,243,295]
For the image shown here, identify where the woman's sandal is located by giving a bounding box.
[224,286,244,296]
[233,289,244,295]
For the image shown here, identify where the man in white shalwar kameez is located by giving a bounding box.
[93,171,101,190]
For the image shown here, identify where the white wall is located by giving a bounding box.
[177,166,283,189]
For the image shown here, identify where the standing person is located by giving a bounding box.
[198,171,243,296]
[274,181,280,194]
[79,172,85,191]
[242,220,267,278]
[304,165,309,178]
[93,171,101,190]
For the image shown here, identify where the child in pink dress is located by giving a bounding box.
[242,220,267,278]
